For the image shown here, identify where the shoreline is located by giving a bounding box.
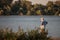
[51,37,60,40]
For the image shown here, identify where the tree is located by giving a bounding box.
[47,1,53,7]
[46,1,54,15]
[11,1,21,15]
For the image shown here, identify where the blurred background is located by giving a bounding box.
[0,0,60,16]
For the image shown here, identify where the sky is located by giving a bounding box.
[13,0,57,5]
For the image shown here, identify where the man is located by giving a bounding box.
[40,17,48,30]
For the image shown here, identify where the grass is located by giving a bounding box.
[0,26,52,40]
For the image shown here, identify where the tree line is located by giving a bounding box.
[0,0,60,16]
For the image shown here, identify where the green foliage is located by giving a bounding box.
[0,0,60,16]
[0,27,51,40]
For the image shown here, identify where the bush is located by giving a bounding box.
[0,27,51,40]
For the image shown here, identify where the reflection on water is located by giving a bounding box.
[0,16,60,37]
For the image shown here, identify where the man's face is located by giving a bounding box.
[40,18,44,22]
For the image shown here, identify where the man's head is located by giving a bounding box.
[40,17,44,22]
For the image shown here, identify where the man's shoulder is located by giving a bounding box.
[43,20,48,24]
